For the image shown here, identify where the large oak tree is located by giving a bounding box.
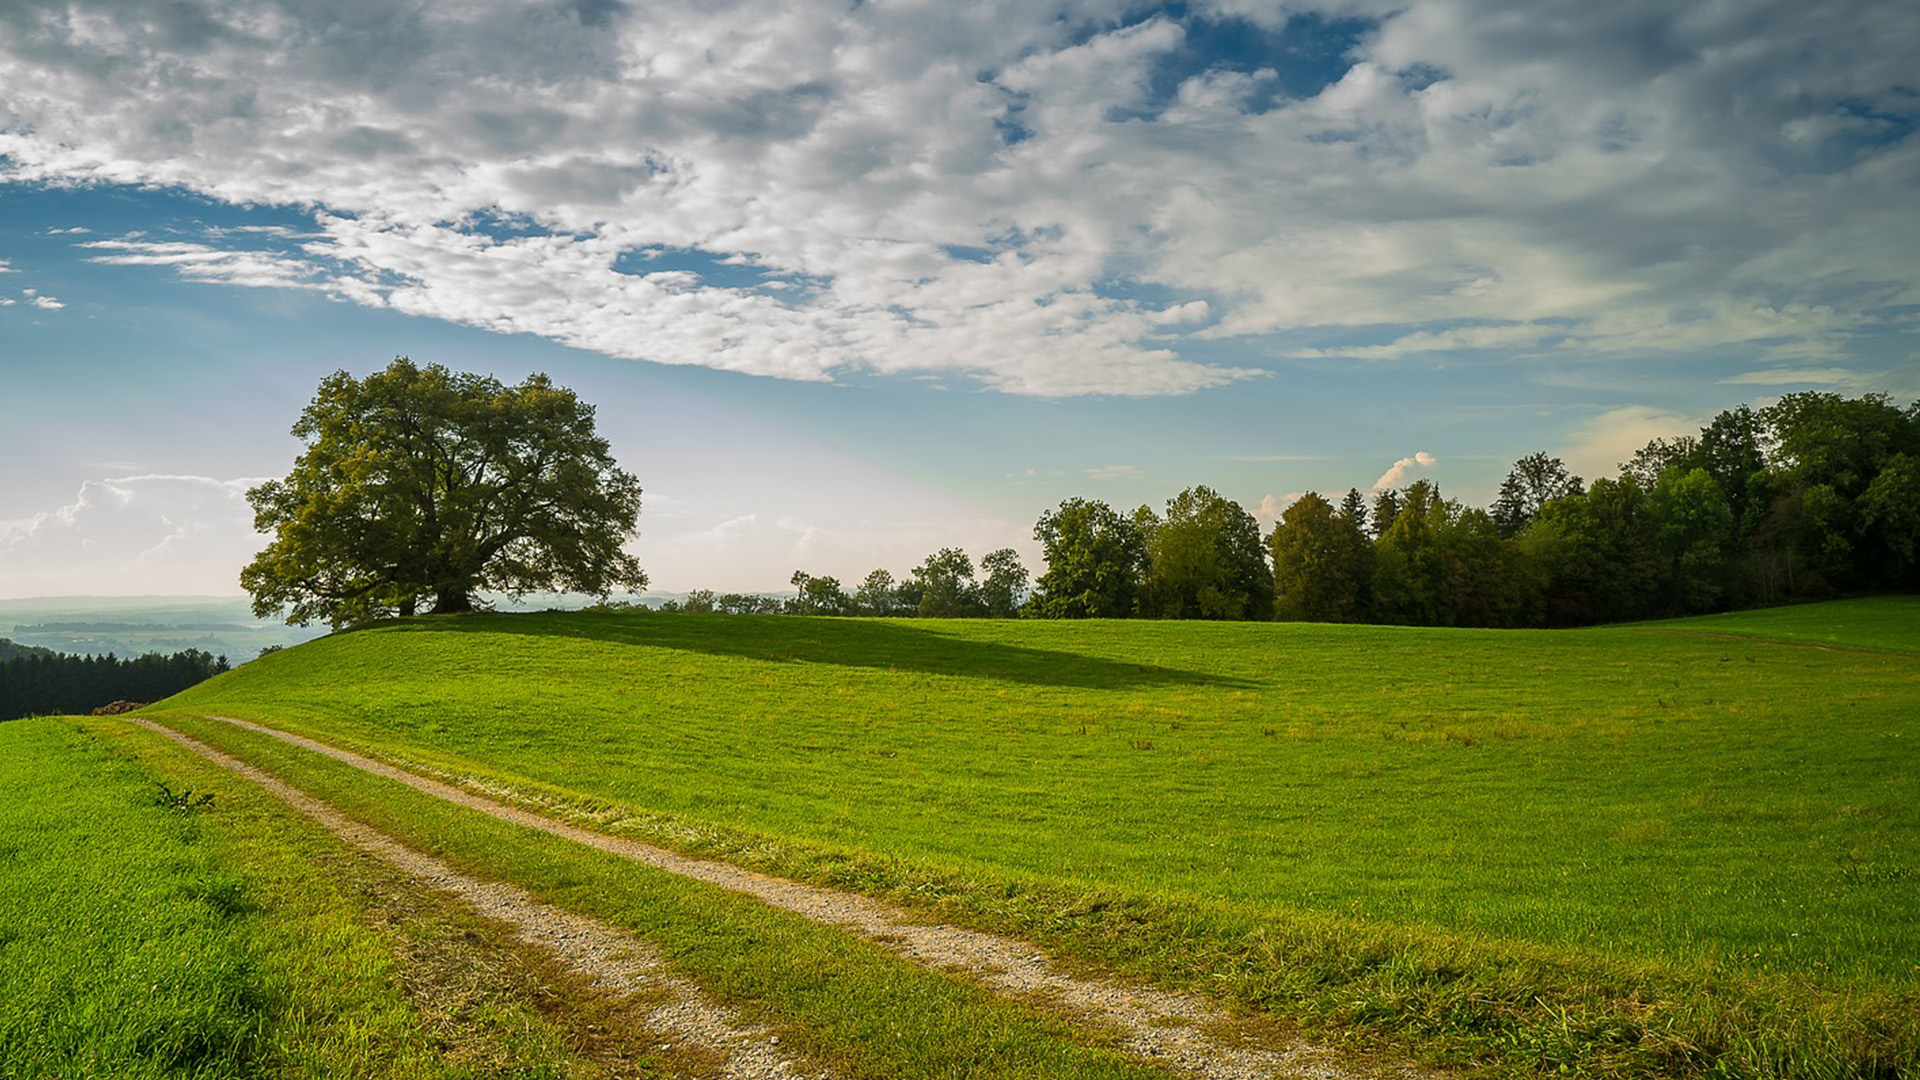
[242,358,646,626]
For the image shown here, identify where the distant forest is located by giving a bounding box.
[664,391,1918,626]
[0,646,230,721]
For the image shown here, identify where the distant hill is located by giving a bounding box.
[0,638,52,662]
[0,592,688,660]
[0,597,327,661]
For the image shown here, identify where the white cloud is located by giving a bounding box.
[0,475,270,597]
[1084,464,1146,481]
[27,294,64,310]
[2,0,1915,393]
[1557,405,1700,483]
[80,239,327,290]
[1372,451,1437,491]
[1719,367,1877,388]
[1251,491,1305,524]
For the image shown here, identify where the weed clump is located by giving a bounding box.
[153,781,216,813]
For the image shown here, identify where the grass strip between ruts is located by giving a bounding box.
[154,711,1209,1080]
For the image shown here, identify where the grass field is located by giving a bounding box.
[0,716,644,1079]
[140,597,1920,1078]
[1651,595,1920,653]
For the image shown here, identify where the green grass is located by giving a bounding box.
[1648,595,1920,653]
[145,598,1920,1077]
[0,716,661,1079]
[152,712,1199,1080]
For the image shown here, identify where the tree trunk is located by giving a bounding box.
[399,597,417,617]
[431,589,474,614]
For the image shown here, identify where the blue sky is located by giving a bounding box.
[3,0,1917,598]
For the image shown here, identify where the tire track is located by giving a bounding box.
[127,717,826,1080]
[182,713,1398,1080]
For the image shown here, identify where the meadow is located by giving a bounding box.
[0,714,645,1078]
[141,596,1920,1078]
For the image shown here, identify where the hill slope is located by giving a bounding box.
[149,600,1920,1075]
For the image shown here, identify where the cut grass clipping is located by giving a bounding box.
[148,596,1920,1079]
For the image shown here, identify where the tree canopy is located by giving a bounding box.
[1141,485,1273,620]
[1028,498,1149,618]
[242,358,646,626]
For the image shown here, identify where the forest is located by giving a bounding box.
[702,391,1918,626]
[0,646,231,721]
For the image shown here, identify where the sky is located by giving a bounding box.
[2,0,1918,600]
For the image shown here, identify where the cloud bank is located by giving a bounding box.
[3,0,1915,395]
[0,475,269,597]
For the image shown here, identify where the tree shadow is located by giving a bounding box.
[416,612,1261,690]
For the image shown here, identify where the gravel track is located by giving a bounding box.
[128,717,826,1080]
[171,712,1406,1080]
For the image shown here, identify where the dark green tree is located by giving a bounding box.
[1371,481,1449,625]
[1338,488,1370,535]
[242,358,645,626]
[1269,492,1371,622]
[1518,477,1660,625]
[1620,435,1700,490]
[1029,498,1149,618]
[1439,506,1538,627]
[855,568,902,616]
[1697,406,1771,532]
[1142,486,1272,620]
[1491,452,1583,537]
[1369,488,1403,539]
[913,548,982,617]
[787,571,853,615]
[978,548,1030,618]
[1647,466,1735,613]
[1861,454,1920,588]
[1757,392,1920,592]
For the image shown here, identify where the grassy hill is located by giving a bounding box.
[142,598,1920,1077]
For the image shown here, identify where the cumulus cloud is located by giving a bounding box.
[0,475,270,597]
[1,0,1915,393]
[1251,491,1304,524]
[1372,451,1437,491]
[1557,405,1699,483]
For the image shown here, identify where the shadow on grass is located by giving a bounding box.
[406,612,1260,690]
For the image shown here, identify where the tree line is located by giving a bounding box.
[0,648,231,721]
[235,365,1911,630]
[670,392,1917,626]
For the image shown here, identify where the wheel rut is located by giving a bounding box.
[128,717,826,1080]
[166,712,1412,1080]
